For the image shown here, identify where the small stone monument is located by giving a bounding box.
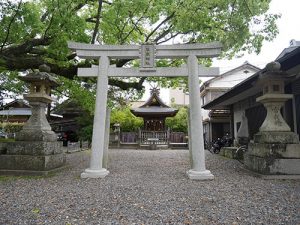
[0,65,65,175]
[244,62,300,175]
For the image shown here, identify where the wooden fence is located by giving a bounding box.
[139,130,168,146]
[116,130,188,148]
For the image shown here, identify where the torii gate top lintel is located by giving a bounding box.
[67,41,222,59]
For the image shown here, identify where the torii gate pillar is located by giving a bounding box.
[81,56,110,178]
[187,55,214,180]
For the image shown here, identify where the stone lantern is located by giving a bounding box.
[254,62,298,143]
[17,64,58,141]
[0,65,65,175]
[244,62,300,175]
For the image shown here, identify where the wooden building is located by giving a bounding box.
[131,88,178,131]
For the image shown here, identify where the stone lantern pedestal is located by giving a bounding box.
[0,65,65,175]
[244,62,300,175]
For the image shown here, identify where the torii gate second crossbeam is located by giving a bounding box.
[68,41,222,180]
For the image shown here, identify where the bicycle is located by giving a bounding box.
[234,145,247,163]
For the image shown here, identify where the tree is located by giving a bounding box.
[166,106,188,133]
[110,107,143,132]
[0,0,280,110]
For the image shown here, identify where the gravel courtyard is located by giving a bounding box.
[0,149,299,225]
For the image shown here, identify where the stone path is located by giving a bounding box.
[0,149,299,225]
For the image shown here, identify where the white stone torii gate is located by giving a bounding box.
[68,41,222,180]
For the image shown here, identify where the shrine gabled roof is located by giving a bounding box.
[140,91,169,108]
[131,88,178,117]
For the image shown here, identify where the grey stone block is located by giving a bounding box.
[16,130,57,142]
[248,143,300,158]
[0,143,7,154]
[244,154,300,175]
[0,154,65,171]
[223,147,237,159]
[6,141,62,155]
[254,131,299,144]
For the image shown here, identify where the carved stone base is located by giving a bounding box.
[0,141,65,175]
[187,169,214,180]
[16,130,57,142]
[81,168,109,178]
[247,142,300,158]
[6,141,63,155]
[244,142,300,175]
[244,154,300,175]
[0,154,65,171]
[254,131,299,144]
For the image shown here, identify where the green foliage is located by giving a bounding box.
[76,111,94,142]
[0,138,15,142]
[55,76,145,113]
[166,107,188,132]
[78,124,93,142]
[2,122,23,134]
[0,0,280,111]
[0,71,26,99]
[75,106,143,141]
[110,107,143,132]
[55,76,96,113]
[31,208,40,214]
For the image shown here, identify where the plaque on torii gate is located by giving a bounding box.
[68,41,222,180]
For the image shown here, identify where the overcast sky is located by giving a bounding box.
[213,0,300,73]
[145,0,300,103]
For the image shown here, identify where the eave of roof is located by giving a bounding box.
[0,109,62,118]
[200,62,260,92]
[2,99,30,109]
[202,46,300,110]
[0,109,31,116]
[131,107,178,116]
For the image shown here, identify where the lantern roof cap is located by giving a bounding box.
[19,64,59,87]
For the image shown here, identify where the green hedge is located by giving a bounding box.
[2,123,24,133]
[110,107,143,132]
[165,107,188,133]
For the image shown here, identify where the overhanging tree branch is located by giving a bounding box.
[2,38,50,56]
[91,0,103,44]
[0,0,23,53]
[120,16,145,43]
[108,78,145,91]
[145,12,175,42]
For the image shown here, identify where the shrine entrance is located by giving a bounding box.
[68,41,222,180]
[131,87,178,131]
[131,87,177,147]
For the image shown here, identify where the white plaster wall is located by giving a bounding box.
[201,92,211,121]
[202,109,210,121]
[210,68,257,88]
[202,92,211,105]
[233,97,257,139]
[233,103,244,139]
[169,88,189,105]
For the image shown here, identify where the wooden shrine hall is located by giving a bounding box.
[125,87,188,148]
[131,87,178,131]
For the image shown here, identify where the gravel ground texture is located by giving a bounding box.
[0,149,299,225]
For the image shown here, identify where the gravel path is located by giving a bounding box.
[0,149,299,225]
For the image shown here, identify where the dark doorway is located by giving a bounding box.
[245,105,267,140]
[295,95,300,139]
[211,122,230,141]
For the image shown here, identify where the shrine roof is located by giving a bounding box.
[131,88,178,117]
[131,106,178,115]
